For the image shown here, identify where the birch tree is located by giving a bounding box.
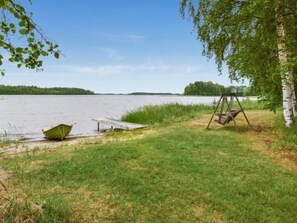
[180,0,297,126]
[0,0,60,75]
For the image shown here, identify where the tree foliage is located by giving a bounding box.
[0,0,60,75]
[183,81,253,96]
[0,85,94,95]
[180,0,297,111]
[184,81,224,96]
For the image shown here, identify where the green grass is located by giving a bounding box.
[1,123,297,222]
[240,98,265,110]
[0,185,70,223]
[121,101,264,126]
[122,103,212,125]
[1,103,296,222]
[274,113,297,152]
[0,138,12,149]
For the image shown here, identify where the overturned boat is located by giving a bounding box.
[42,123,74,140]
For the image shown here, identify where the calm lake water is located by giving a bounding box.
[0,95,222,140]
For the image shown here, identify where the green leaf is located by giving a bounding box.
[13,13,20,19]
[27,37,34,43]
[0,0,5,7]
[54,52,59,59]
[19,29,28,35]
[19,20,26,27]
[16,47,23,53]
[37,61,43,67]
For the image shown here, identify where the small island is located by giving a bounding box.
[0,85,94,95]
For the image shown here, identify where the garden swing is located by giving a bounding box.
[207,93,250,132]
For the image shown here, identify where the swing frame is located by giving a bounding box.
[207,93,250,132]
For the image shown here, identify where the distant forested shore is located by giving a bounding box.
[184,81,256,96]
[0,85,94,95]
[129,92,180,96]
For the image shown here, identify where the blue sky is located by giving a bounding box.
[1,0,241,94]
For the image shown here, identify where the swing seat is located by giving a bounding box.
[207,93,250,132]
[215,109,242,126]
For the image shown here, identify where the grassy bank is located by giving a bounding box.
[1,102,297,222]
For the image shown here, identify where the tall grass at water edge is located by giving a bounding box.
[121,100,263,126]
[239,98,265,110]
[122,103,212,125]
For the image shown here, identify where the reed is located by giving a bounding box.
[122,103,212,125]
[240,98,265,110]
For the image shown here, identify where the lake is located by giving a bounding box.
[0,95,222,140]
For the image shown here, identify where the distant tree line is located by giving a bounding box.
[184,81,256,96]
[0,85,94,95]
[129,92,180,96]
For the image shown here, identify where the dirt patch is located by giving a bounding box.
[262,138,274,147]
[272,152,297,172]
[0,167,10,182]
[193,204,225,223]
[280,152,297,163]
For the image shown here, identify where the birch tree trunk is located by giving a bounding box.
[277,17,294,126]
[289,70,297,117]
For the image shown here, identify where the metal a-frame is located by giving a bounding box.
[207,93,250,132]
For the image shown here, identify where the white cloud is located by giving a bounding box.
[48,64,201,76]
[98,48,124,60]
[178,65,202,73]
[106,33,145,43]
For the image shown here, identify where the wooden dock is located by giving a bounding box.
[92,118,147,131]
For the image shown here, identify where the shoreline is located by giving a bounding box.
[0,134,104,156]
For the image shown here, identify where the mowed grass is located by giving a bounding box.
[1,103,297,222]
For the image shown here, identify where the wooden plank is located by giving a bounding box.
[92,118,147,131]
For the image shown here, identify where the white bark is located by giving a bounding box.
[289,70,297,117]
[277,19,294,126]
[281,78,294,127]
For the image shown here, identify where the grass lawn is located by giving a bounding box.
[1,104,297,222]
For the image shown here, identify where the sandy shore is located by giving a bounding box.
[0,134,104,156]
